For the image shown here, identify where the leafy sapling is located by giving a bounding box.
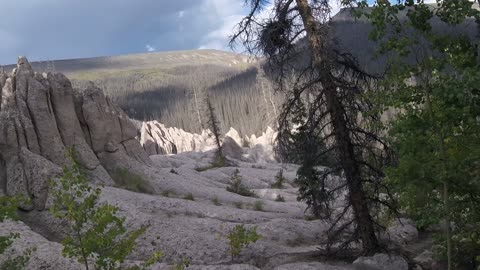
[50,149,161,270]
[0,196,33,270]
[226,225,262,261]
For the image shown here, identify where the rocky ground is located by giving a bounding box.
[0,57,429,270]
[1,150,414,269]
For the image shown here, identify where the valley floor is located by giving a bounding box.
[1,150,412,270]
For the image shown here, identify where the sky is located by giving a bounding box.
[0,0,343,65]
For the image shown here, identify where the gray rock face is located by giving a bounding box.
[0,57,152,210]
[353,253,408,270]
[274,262,348,270]
[221,136,243,160]
[0,220,83,270]
[385,218,419,245]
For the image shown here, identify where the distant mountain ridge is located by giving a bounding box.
[1,49,253,74]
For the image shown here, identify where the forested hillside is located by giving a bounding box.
[2,49,279,136]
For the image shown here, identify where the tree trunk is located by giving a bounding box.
[193,87,204,130]
[295,0,380,254]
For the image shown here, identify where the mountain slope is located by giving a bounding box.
[2,49,278,137]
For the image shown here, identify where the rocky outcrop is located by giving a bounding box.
[139,121,279,162]
[0,57,151,210]
[353,253,408,270]
[140,120,214,155]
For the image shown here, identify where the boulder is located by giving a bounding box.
[386,218,419,245]
[225,127,242,146]
[413,250,435,270]
[353,253,408,270]
[221,136,244,160]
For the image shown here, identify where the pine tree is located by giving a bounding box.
[205,96,226,166]
[231,0,396,254]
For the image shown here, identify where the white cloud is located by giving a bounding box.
[198,0,247,51]
[145,44,156,52]
[177,10,185,18]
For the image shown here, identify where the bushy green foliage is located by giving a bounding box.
[357,1,480,268]
[0,196,33,270]
[253,201,264,211]
[279,101,335,219]
[111,168,153,194]
[170,257,191,270]
[270,169,286,189]
[226,169,256,197]
[275,194,285,202]
[226,225,262,261]
[294,165,332,219]
[50,150,162,270]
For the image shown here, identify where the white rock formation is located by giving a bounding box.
[140,120,215,155]
[139,120,279,163]
[0,57,151,210]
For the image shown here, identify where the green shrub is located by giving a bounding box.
[112,168,153,194]
[183,193,195,201]
[226,225,262,261]
[226,169,256,197]
[212,197,222,206]
[51,150,162,269]
[0,196,32,270]
[195,157,230,172]
[253,201,264,211]
[170,257,191,270]
[275,195,285,202]
[271,169,286,189]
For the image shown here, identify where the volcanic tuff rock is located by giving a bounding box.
[140,121,278,163]
[0,57,151,210]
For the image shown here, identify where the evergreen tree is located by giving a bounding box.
[205,96,226,166]
[231,0,396,254]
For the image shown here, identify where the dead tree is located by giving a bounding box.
[231,0,396,255]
